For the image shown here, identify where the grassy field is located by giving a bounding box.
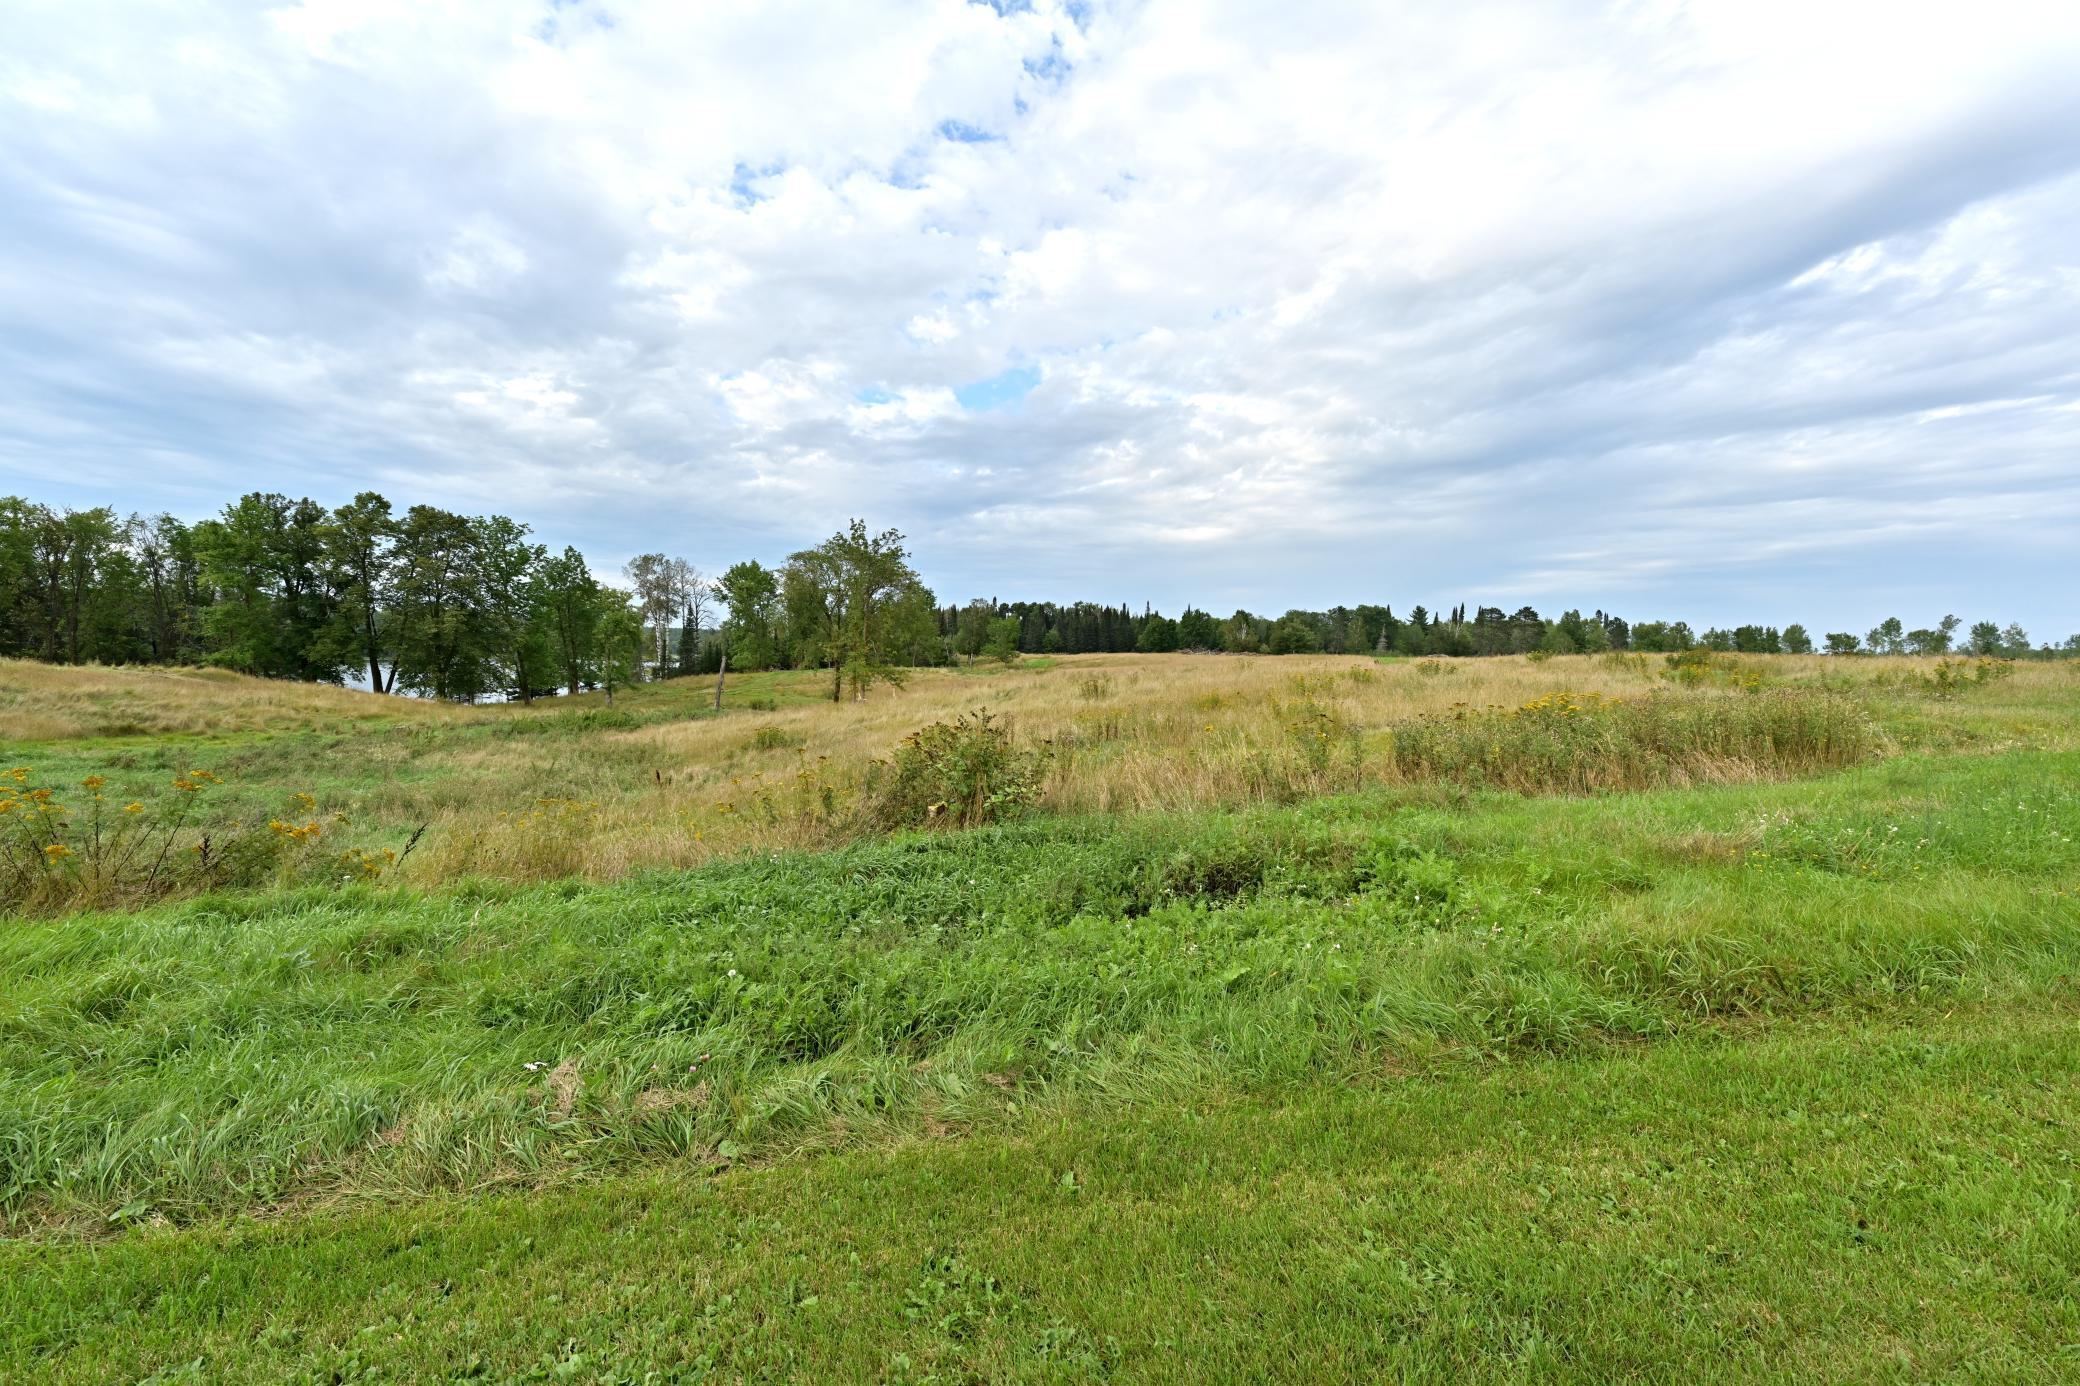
[3,652,2077,1380]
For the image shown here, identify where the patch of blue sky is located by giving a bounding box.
[1024,47,1072,84]
[729,162,785,206]
[532,0,613,45]
[954,365,1040,411]
[936,119,1003,144]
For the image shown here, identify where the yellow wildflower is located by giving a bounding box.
[81,775,105,790]
[43,843,72,861]
[123,802,144,814]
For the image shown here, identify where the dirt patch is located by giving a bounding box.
[634,1078,710,1114]
[546,1057,581,1119]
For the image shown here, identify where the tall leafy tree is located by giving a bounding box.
[473,514,548,702]
[715,559,784,672]
[1866,617,1906,655]
[319,492,399,692]
[594,589,645,706]
[389,505,488,701]
[781,520,933,702]
[622,552,674,677]
[192,494,338,680]
[534,546,604,695]
[953,598,995,664]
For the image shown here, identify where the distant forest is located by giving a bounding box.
[2,493,2069,704]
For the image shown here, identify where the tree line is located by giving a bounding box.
[3,492,2071,703]
[930,601,2070,661]
[0,495,937,704]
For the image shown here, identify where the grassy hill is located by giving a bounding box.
[3,653,2076,1380]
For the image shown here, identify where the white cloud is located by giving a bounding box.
[2,0,2078,632]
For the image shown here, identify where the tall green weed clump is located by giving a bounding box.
[1387,689,1878,793]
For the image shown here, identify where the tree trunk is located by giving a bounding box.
[713,650,727,713]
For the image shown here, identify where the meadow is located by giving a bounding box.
[3,651,2077,1381]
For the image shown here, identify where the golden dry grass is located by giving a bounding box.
[0,658,470,740]
[420,651,2059,883]
[8,651,2071,897]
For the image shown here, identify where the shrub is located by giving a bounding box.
[1660,649,1764,691]
[1599,652,1652,679]
[1876,657,2016,700]
[749,725,805,752]
[859,710,1049,831]
[1387,689,1879,794]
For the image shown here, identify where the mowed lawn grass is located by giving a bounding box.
[5,1005,2075,1382]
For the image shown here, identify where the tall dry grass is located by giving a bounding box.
[10,650,2067,897]
[419,652,1912,883]
[0,659,469,740]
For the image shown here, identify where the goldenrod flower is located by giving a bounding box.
[123,802,144,814]
[81,775,105,790]
[43,843,71,861]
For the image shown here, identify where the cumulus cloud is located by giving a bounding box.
[2,0,2077,632]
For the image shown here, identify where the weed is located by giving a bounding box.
[0,766,378,913]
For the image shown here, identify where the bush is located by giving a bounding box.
[1876,657,2016,700]
[859,710,1049,830]
[1660,649,1764,690]
[1387,689,1879,794]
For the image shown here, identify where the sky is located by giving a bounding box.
[3,0,2078,638]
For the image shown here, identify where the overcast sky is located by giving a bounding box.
[4,0,2078,636]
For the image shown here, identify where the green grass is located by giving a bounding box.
[4,750,2075,1231]
[5,1005,2075,1382]
[3,659,2076,1380]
